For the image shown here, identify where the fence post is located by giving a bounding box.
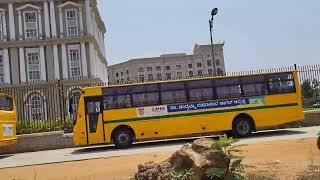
[58,80,65,131]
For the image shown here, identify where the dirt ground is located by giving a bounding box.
[0,138,319,180]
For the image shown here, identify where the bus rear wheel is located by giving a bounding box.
[113,128,134,149]
[232,115,253,138]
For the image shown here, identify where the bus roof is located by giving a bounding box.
[83,70,296,90]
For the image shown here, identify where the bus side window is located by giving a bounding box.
[268,73,295,94]
[131,84,160,107]
[241,75,268,96]
[160,82,187,104]
[215,78,241,99]
[186,80,214,102]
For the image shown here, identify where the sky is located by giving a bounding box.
[97,0,320,72]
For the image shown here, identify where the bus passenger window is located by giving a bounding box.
[161,90,187,104]
[268,73,296,94]
[242,83,268,96]
[216,85,241,99]
[189,88,213,102]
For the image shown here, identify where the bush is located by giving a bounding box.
[206,135,246,180]
[17,118,73,135]
[169,168,194,180]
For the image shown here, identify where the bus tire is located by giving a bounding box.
[232,115,254,138]
[113,128,134,149]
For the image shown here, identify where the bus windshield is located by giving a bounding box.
[0,96,13,111]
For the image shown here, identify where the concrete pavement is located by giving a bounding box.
[0,126,319,169]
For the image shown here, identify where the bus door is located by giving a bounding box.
[85,97,105,145]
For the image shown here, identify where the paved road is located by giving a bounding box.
[0,126,319,169]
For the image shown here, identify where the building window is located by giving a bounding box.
[208,69,213,76]
[156,66,161,71]
[217,68,223,76]
[177,72,182,79]
[139,75,144,82]
[0,51,4,83]
[68,45,82,79]
[115,72,119,77]
[165,66,171,71]
[188,64,193,69]
[66,9,79,37]
[138,67,144,72]
[26,48,40,81]
[156,73,162,80]
[176,64,182,70]
[147,67,152,72]
[207,60,212,66]
[216,59,221,66]
[166,73,171,80]
[197,62,202,68]
[197,70,203,76]
[120,72,124,77]
[148,74,153,81]
[189,71,193,77]
[24,11,38,40]
[126,70,129,75]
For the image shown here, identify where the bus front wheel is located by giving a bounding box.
[113,128,134,149]
[232,115,254,138]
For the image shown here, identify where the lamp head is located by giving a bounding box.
[211,8,218,17]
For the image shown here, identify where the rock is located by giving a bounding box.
[133,138,231,180]
[135,161,171,180]
[191,138,216,155]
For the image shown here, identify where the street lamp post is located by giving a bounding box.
[209,8,218,76]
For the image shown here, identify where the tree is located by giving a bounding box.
[301,79,320,106]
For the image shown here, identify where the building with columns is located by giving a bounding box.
[108,43,226,85]
[0,0,108,84]
[0,0,108,122]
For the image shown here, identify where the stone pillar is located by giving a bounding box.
[49,0,57,37]
[19,48,26,82]
[53,45,60,79]
[79,7,84,35]
[2,11,7,41]
[18,11,23,40]
[61,44,68,79]
[80,43,87,77]
[8,3,15,40]
[3,49,11,83]
[59,8,63,37]
[39,46,46,81]
[89,43,95,77]
[38,10,43,39]
[85,0,92,35]
[43,1,51,38]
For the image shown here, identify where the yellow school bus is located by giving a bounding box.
[73,70,304,148]
[0,94,17,147]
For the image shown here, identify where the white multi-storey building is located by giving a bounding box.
[0,0,108,84]
[108,43,226,85]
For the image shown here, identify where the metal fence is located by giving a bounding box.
[0,64,319,135]
[0,78,102,135]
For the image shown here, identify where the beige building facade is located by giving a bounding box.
[0,0,108,84]
[108,43,225,84]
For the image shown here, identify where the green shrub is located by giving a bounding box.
[206,134,246,180]
[169,168,194,180]
[17,118,73,135]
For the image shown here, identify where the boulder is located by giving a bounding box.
[134,138,230,180]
